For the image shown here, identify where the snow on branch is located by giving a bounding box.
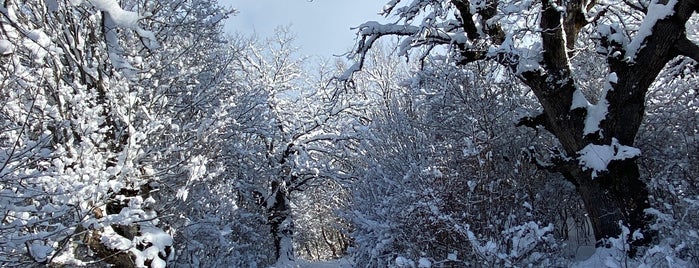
[381,0,402,16]
[341,18,468,80]
[90,0,159,49]
[0,39,13,55]
[625,0,679,62]
[577,138,641,179]
[91,0,159,74]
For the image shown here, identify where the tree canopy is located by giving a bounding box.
[1,0,698,267]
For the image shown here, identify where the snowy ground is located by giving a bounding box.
[271,258,353,268]
[300,259,353,268]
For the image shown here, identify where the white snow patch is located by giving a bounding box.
[382,0,400,15]
[578,138,641,178]
[132,224,172,268]
[395,256,414,267]
[625,0,678,61]
[418,257,432,268]
[176,187,189,201]
[0,39,13,55]
[28,240,53,262]
[100,226,133,251]
[488,34,543,75]
[89,0,159,50]
[596,23,627,56]
[571,89,590,110]
[23,30,52,63]
[506,222,554,258]
[583,97,609,136]
[470,0,487,12]
[583,72,618,136]
[339,62,360,81]
[50,242,87,266]
[90,0,139,28]
[447,31,471,46]
[139,224,172,253]
[447,252,458,261]
[632,229,644,241]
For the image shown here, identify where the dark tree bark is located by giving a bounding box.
[266,142,300,263]
[268,180,295,262]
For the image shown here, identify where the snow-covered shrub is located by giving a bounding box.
[0,0,166,264]
[633,56,699,267]
[465,221,560,267]
[346,56,576,267]
[347,104,489,267]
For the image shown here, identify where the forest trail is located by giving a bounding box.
[272,258,353,268]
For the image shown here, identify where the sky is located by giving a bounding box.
[217,0,388,58]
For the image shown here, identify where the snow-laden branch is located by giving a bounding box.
[340,20,468,80]
[90,0,159,50]
[624,0,679,62]
[91,0,159,75]
[578,138,641,179]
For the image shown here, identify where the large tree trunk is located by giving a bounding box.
[268,181,295,263]
[567,159,653,251]
[514,0,697,252]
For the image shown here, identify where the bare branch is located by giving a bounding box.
[450,0,480,40]
[341,21,464,80]
[675,37,699,63]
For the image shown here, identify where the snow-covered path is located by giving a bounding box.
[300,260,352,268]
[272,258,353,268]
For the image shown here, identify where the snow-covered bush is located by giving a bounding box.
[634,56,699,267]
[346,56,576,267]
[464,221,559,267]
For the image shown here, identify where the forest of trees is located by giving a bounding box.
[0,0,697,267]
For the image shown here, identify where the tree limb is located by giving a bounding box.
[675,37,699,63]
[515,112,552,133]
[563,0,593,50]
[450,0,480,40]
[512,1,585,154]
[603,0,697,145]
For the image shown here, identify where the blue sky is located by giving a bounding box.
[218,0,388,58]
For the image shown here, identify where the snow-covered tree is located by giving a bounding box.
[240,33,359,265]
[346,0,699,254]
[169,28,360,266]
[0,0,234,266]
